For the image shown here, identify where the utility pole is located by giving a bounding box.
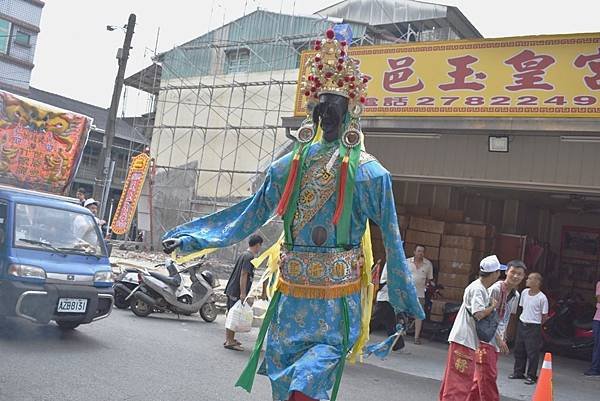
[93,13,136,220]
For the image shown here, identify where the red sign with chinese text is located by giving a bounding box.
[0,91,92,194]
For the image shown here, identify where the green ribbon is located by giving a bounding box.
[330,297,350,401]
[235,290,282,392]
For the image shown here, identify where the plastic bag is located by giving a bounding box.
[225,300,254,333]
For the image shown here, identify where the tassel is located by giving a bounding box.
[276,153,300,216]
[278,278,361,299]
[332,155,349,225]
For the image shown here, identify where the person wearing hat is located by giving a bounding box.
[73,198,106,243]
[439,255,503,401]
[468,260,526,401]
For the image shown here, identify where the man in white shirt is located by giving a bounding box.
[509,272,548,385]
[468,260,526,401]
[439,255,501,401]
[73,198,105,244]
[407,244,434,344]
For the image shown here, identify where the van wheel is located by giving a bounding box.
[56,321,80,330]
[200,302,217,322]
[131,299,152,317]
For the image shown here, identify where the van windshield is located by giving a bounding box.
[14,203,106,257]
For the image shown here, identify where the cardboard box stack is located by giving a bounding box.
[436,222,495,302]
[404,216,444,263]
[429,299,447,322]
[368,205,496,308]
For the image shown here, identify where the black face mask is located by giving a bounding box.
[312,93,349,142]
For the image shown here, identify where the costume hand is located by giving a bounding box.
[162,238,182,254]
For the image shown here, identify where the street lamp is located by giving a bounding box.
[106,25,126,32]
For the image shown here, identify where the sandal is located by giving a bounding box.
[223,340,242,346]
[224,343,244,351]
[414,338,422,345]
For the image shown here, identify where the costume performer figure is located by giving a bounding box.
[162,25,424,401]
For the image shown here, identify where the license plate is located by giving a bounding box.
[57,298,87,313]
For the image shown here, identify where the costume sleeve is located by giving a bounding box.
[363,172,425,319]
[162,166,282,253]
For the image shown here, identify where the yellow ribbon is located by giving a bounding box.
[173,247,218,264]
[251,233,283,300]
[348,222,375,364]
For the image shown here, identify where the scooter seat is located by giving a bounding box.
[573,319,593,331]
[150,271,181,288]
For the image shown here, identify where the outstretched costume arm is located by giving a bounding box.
[162,165,282,253]
[362,168,425,320]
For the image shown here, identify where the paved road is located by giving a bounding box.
[0,309,560,400]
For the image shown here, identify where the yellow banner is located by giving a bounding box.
[294,32,600,118]
[111,153,151,235]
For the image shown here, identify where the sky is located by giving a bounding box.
[30,0,600,116]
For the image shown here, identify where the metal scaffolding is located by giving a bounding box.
[123,1,479,260]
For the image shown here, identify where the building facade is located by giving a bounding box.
[0,0,43,94]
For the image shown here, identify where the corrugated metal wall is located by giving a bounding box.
[365,133,600,194]
[162,10,367,80]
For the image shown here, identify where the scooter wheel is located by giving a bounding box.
[200,302,217,322]
[114,289,130,309]
[131,299,152,317]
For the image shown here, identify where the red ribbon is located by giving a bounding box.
[276,155,300,216]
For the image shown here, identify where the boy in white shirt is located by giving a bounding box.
[509,272,548,385]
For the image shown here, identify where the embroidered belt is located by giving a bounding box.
[278,247,362,299]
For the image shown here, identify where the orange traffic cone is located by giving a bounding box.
[532,353,553,401]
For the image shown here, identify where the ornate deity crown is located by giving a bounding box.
[300,27,369,116]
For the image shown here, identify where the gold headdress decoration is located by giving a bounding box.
[297,27,369,147]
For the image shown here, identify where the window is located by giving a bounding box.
[0,18,11,54]
[15,203,106,256]
[0,202,7,247]
[14,31,30,47]
[225,48,250,74]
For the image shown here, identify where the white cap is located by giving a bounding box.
[479,255,507,273]
[83,198,99,208]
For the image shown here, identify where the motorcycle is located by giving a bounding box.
[404,282,461,342]
[113,268,140,309]
[542,294,594,360]
[127,258,219,322]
